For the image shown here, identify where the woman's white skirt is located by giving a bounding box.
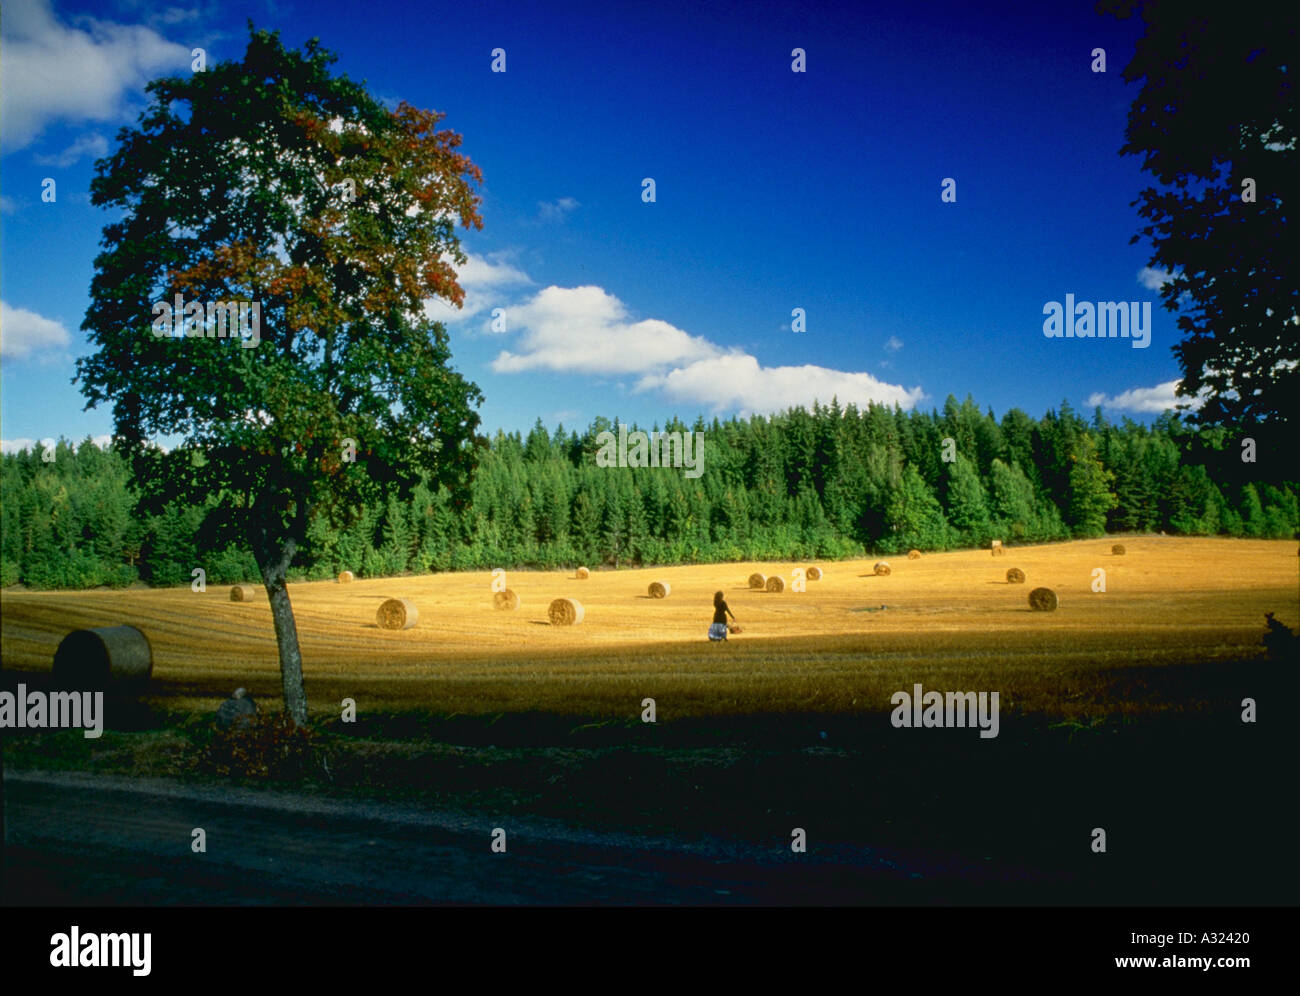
[708,623,729,641]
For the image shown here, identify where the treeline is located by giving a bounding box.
[2,397,1296,589]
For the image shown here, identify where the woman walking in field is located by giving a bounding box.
[708,590,738,641]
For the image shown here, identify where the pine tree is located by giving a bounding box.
[944,455,992,545]
[1066,435,1118,537]
[886,466,950,552]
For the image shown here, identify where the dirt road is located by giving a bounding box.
[3,770,1059,905]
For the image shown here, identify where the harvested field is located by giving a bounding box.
[1,538,1293,722]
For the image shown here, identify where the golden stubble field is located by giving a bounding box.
[1,537,1294,720]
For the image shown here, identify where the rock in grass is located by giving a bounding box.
[216,687,258,730]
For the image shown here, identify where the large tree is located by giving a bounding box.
[1102,0,1297,462]
[76,28,485,723]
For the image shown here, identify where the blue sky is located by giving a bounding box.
[0,0,1189,452]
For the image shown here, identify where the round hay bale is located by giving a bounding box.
[873,561,891,576]
[230,584,258,602]
[1028,587,1059,612]
[648,581,671,599]
[492,589,520,611]
[53,624,153,687]
[1112,544,1126,556]
[1006,567,1026,584]
[575,566,590,580]
[748,572,767,590]
[376,598,418,630]
[338,570,354,583]
[908,549,921,560]
[806,566,823,581]
[549,597,584,626]
[766,575,786,593]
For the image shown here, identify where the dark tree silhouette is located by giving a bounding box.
[1101,0,1297,466]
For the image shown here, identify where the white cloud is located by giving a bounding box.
[423,252,532,326]
[33,130,108,167]
[488,283,925,414]
[0,300,72,360]
[0,0,191,151]
[458,253,532,289]
[0,434,113,455]
[1086,379,1204,414]
[152,7,201,26]
[491,285,723,374]
[537,196,579,221]
[638,355,925,415]
[884,335,903,353]
[1137,266,1175,291]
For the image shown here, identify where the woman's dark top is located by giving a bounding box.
[712,600,734,625]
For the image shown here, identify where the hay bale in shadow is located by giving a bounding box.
[1029,587,1059,611]
[52,625,153,688]
[1006,567,1026,584]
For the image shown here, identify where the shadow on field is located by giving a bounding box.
[4,656,1296,905]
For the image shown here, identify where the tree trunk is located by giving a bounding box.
[263,564,308,726]
[253,523,309,726]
